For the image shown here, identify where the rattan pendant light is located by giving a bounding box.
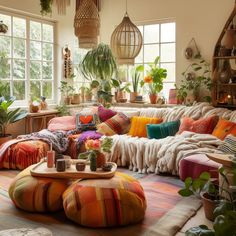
[74,0,100,49]
[110,0,142,65]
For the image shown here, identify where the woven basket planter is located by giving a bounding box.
[74,0,100,49]
[110,14,142,65]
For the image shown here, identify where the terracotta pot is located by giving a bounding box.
[149,94,158,104]
[201,192,218,221]
[96,152,106,168]
[85,93,92,102]
[130,92,138,102]
[116,91,126,102]
[71,94,80,104]
[64,97,71,105]
[0,134,12,146]
[30,104,40,113]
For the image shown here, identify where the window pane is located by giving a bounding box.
[0,36,11,56]
[42,81,52,99]
[42,62,53,79]
[13,81,25,100]
[43,43,53,61]
[43,24,53,42]
[30,81,41,98]
[13,59,26,79]
[13,38,26,58]
[117,65,128,82]
[30,61,41,79]
[144,24,159,44]
[160,43,175,62]
[161,82,175,100]
[73,48,87,64]
[0,14,11,36]
[161,23,175,43]
[135,46,143,64]
[13,17,26,38]
[160,63,175,82]
[0,80,10,98]
[0,57,10,79]
[30,41,41,60]
[30,21,41,40]
[144,44,159,63]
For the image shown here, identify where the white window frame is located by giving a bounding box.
[0,8,57,107]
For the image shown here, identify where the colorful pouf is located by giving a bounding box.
[8,165,70,212]
[63,172,147,227]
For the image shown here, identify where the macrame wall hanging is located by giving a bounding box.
[53,0,71,15]
[74,0,100,49]
[63,45,72,78]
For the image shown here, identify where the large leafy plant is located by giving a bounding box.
[0,97,27,137]
[179,158,236,236]
[80,43,119,106]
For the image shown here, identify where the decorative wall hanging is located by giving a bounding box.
[63,45,72,78]
[0,21,8,33]
[184,38,200,60]
[110,0,142,65]
[53,0,70,15]
[74,0,100,49]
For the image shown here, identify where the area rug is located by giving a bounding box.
[0,169,201,236]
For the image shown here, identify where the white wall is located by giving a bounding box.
[100,0,235,84]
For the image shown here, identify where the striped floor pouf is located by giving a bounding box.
[8,165,70,212]
[63,172,147,227]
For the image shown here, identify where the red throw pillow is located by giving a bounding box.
[178,116,219,134]
[98,105,117,122]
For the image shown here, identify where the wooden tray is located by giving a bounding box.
[206,153,234,168]
[30,160,117,179]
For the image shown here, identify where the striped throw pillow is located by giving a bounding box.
[218,134,236,154]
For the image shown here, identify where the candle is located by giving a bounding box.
[64,155,72,169]
[56,159,66,172]
[47,143,55,168]
[76,163,86,171]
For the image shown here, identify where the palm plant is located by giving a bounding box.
[80,43,119,106]
[0,97,27,137]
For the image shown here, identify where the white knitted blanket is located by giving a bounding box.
[108,131,224,175]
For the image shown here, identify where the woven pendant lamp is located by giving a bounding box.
[110,1,142,65]
[74,0,100,49]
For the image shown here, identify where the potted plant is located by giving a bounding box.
[177,53,212,105]
[130,65,144,102]
[179,158,236,236]
[0,97,28,145]
[140,56,167,104]
[58,81,75,105]
[115,81,131,103]
[40,0,53,15]
[80,43,119,107]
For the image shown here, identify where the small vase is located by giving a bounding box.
[149,94,158,104]
[96,151,106,168]
[130,92,138,102]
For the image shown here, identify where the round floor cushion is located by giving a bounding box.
[63,172,147,227]
[8,164,70,212]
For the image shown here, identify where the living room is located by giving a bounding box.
[0,0,236,235]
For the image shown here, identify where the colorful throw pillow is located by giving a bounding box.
[212,119,236,140]
[147,120,180,139]
[178,116,219,134]
[76,113,98,131]
[128,116,163,138]
[48,116,76,131]
[96,112,130,136]
[98,105,117,122]
[218,134,236,154]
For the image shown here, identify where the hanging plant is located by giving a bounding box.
[40,0,53,16]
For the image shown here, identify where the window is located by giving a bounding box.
[0,11,55,105]
[135,21,176,99]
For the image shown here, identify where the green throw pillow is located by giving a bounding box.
[147,120,180,139]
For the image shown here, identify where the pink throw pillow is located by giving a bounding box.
[48,116,76,131]
[178,116,219,134]
[98,105,117,122]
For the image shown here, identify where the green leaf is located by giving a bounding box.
[185,177,193,189]
[199,172,211,181]
[186,225,215,236]
[178,189,194,197]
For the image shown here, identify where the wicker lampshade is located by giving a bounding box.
[74,0,100,49]
[110,13,142,65]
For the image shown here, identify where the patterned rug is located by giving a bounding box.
[0,168,201,236]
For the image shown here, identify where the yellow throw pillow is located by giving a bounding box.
[128,116,163,138]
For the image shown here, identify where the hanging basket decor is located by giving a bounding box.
[74,0,100,49]
[110,13,142,65]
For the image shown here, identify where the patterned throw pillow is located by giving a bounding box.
[147,120,180,139]
[218,134,236,154]
[128,116,163,138]
[97,112,131,136]
[97,105,117,122]
[212,119,236,140]
[178,116,219,134]
[76,113,99,131]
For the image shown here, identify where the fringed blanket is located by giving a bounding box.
[18,129,69,153]
[108,131,224,175]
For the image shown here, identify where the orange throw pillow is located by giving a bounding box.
[212,119,236,140]
[128,116,163,138]
[178,116,219,134]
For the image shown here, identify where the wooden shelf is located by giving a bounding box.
[213,56,236,59]
[217,83,236,86]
